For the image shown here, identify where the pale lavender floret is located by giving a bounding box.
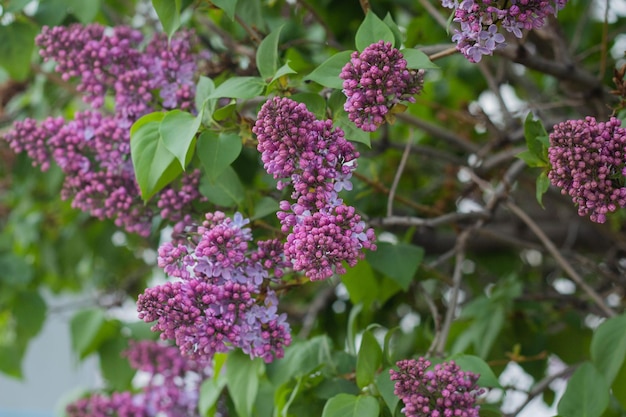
[548,117,626,223]
[390,358,482,417]
[339,41,425,132]
[445,0,569,62]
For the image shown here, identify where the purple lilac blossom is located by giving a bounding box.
[548,116,626,223]
[66,340,209,417]
[137,211,292,363]
[3,24,208,237]
[340,41,425,132]
[390,358,482,417]
[443,1,569,62]
[253,97,377,281]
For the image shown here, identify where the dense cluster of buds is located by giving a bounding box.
[66,340,210,417]
[2,24,207,236]
[548,116,626,223]
[442,0,569,62]
[137,212,292,363]
[253,97,376,281]
[340,41,425,132]
[390,358,482,417]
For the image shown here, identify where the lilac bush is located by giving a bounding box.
[340,41,425,132]
[390,358,482,417]
[137,212,292,363]
[548,116,626,223]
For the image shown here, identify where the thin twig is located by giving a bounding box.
[429,46,458,61]
[371,211,488,229]
[387,133,414,217]
[505,201,616,317]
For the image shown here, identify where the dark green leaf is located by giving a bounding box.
[257,25,284,81]
[383,13,403,48]
[375,369,400,413]
[159,110,201,170]
[200,166,245,207]
[70,309,118,359]
[610,359,626,410]
[0,344,23,378]
[305,51,353,89]
[590,313,626,385]
[199,377,226,416]
[251,196,279,220]
[130,112,183,201]
[355,11,394,52]
[209,76,266,99]
[226,350,263,417]
[401,48,439,69]
[98,337,135,391]
[524,113,549,158]
[196,131,243,182]
[63,0,102,23]
[152,0,181,39]
[341,260,379,307]
[291,93,327,119]
[0,20,38,81]
[366,242,424,290]
[322,394,380,417]
[211,0,238,20]
[14,290,46,343]
[356,329,383,388]
[557,362,609,417]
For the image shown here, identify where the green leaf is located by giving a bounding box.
[291,93,327,119]
[536,171,550,207]
[366,242,424,290]
[341,260,379,307]
[0,344,23,378]
[355,11,395,52]
[450,354,503,388]
[557,362,609,417]
[226,350,263,417]
[257,25,284,81]
[610,359,626,410]
[4,0,33,13]
[347,304,363,356]
[267,336,334,386]
[200,166,245,207]
[196,131,243,182]
[516,150,548,168]
[271,62,297,83]
[383,13,403,48]
[524,113,549,154]
[375,369,399,413]
[0,20,38,81]
[152,0,181,39]
[14,290,46,343]
[63,0,102,23]
[199,377,227,416]
[160,110,202,170]
[251,196,279,220]
[356,330,383,388]
[322,394,380,417]
[130,112,183,201]
[334,111,372,147]
[98,337,135,391]
[209,76,266,99]
[401,48,439,70]
[195,76,217,122]
[305,51,353,89]
[70,309,117,359]
[590,313,626,385]
[211,0,238,20]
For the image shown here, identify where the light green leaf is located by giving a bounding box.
[151,0,181,39]
[271,62,297,83]
[0,345,23,379]
[401,48,439,69]
[341,260,379,307]
[536,171,550,207]
[524,113,549,156]
[267,336,333,386]
[356,330,383,389]
[0,20,38,81]
[199,377,226,416]
[251,196,279,220]
[130,112,183,201]
[557,362,609,417]
[211,0,238,20]
[450,354,502,388]
[334,111,372,147]
[257,25,285,81]
[226,350,263,417]
[590,313,626,385]
[63,0,102,23]
[4,0,33,12]
[383,13,403,48]
[375,369,399,414]
[305,51,353,89]
[200,166,245,207]
[366,242,424,290]
[322,394,380,417]
[70,309,118,359]
[195,76,217,122]
[291,93,327,119]
[209,76,266,99]
[355,11,395,52]
[159,110,202,170]
[347,304,363,356]
[196,131,243,181]
[516,150,548,168]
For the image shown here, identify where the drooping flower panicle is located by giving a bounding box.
[548,116,626,223]
[390,358,482,417]
[340,41,425,132]
[253,97,376,281]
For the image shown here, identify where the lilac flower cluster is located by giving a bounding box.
[3,24,207,236]
[442,0,569,62]
[253,97,376,281]
[548,116,626,223]
[137,211,292,363]
[66,340,210,417]
[390,358,482,417]
[340,41,425,132]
